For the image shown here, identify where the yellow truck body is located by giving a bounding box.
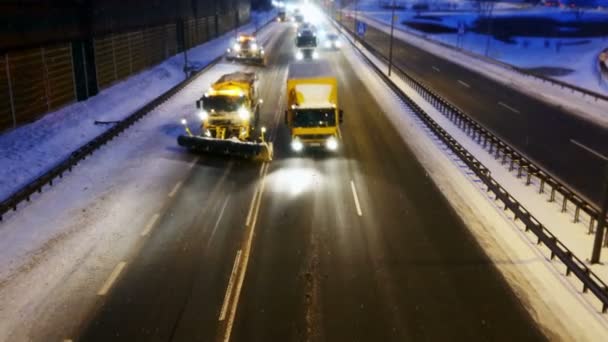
[285,61,342,152]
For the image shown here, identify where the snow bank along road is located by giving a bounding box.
[2,12,598,342]
[339,14,608,207]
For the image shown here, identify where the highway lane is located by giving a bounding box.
[77,20,545,341]
[227,34,546,341]
[76,23,293,341]
[339,15,608,206]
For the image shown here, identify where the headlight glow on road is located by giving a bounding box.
[266,167,322,197]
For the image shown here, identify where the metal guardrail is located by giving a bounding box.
[334,18,608,313]
[0,15,277,222]
[355,13,608,104]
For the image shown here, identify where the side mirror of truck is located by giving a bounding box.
[284,110,288,125]
[196,99,202,109]
[339,110,344,124]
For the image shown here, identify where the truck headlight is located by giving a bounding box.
[335,41,341,48]
[296,51,303,60]
[326,137,338,151]
[238,107,251,120]
[198,110,208,121]
[251,43,258,51]
[312,51,319,59]
[291,139,303,152]
[233,43,241,52]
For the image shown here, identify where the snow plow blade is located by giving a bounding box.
[177,135,273,161]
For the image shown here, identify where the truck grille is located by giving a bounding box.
[299,134,331,140]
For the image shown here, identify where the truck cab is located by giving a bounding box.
[196,72,261,141]
[285,61,343,153]
[295,29,318,60]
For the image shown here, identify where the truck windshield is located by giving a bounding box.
[203,95,245,112]
[294,109,336,127]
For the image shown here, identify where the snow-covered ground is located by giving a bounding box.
[344,6,608,128]
[334,14,608,340]
[0,11,274,202]
[349,0,608,95]
[0,13,283,341]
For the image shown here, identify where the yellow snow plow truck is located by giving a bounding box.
[178,71,272,160]
[285,61,343,153]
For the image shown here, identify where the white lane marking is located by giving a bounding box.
[168,181,183,198]
[570,139,608,161]
[97,261,127,296]
[208,196,231,246]
[223,162,269,342]
[245,185,261,227]
[189,156,200,169]
[457,80,470,88]
[498,101,520,114]
[141,213,160,237]
[219,250,242,321]
[350,180,363,217]
[432,66,440,72]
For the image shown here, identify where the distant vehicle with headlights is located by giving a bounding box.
[285,61,343,153]
[178,71,272,160]
[226,34,265,66]
[322,33,341,50]
[277,10,287,22]
[295,29,318,60]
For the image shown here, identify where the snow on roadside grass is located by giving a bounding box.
[335,14,608,341]
[0,11,275,201]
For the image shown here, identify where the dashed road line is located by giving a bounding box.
[222,162,270,342]
[97,261,127,296]
[350,180,363,217]
[189,156,200,169]
[141,213,160,237]
[208,196,231,246]
[570,139,608,161]
[219,250,242,321]
[498,101,520,114]
[432,66,440,72]
[168,181,183,198]
[457,80,470,88]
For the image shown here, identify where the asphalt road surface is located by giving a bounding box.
[339,15,608,206]
[77,21,546,342]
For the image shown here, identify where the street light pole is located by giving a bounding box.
[388,0,396,76]
[591,163,608,263]
[570,139,608,264]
